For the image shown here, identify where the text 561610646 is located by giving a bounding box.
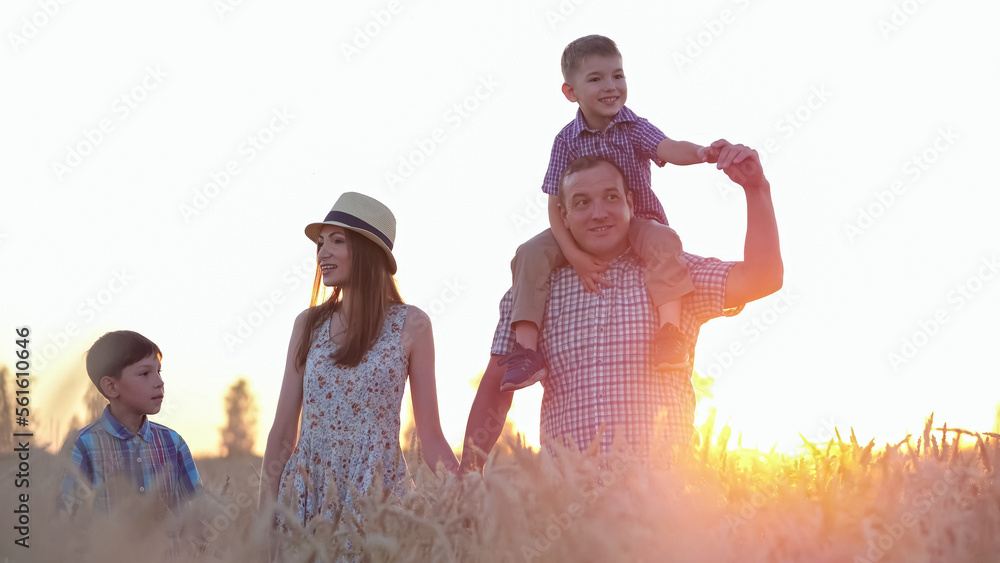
[12,326,33,549]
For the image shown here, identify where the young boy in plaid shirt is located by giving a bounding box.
[501,35,724,391]
[60,330,201,513]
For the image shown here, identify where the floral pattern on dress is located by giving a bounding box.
[277,304,410,529]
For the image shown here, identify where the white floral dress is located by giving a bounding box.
[277,304,411,528]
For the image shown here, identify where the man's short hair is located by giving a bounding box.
[561,35,621,82]
[557,155,630,206]
[86,330,162,398]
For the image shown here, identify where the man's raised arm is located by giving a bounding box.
[712,141,783,309]
[459,355,513,472]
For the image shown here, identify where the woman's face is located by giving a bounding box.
[317,225,353,287]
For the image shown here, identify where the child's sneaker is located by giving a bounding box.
[499,343,549,391]
[654,323,690,370]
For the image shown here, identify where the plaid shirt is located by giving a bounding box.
[542,106,670,224]
[492,251,743,456]
[60,406,201,513]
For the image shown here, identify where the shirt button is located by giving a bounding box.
[139,487,145,492]
[596,359,602,365]
[136,458,142,462]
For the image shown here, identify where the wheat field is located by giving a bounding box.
[1,414,998,563]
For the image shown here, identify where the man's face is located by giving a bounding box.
[562,54,627,131]
[559,161,633,261]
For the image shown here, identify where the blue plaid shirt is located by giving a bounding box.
[542,106,670,224]
[60,406,201,513]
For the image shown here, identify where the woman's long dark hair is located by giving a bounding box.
[294,230,403,368]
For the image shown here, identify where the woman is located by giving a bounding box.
[259,192,458,528]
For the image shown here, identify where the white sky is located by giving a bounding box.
[2,0,998,457]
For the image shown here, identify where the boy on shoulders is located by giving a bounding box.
[502,34,724,391]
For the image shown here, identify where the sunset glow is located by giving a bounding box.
[2,1,997,463]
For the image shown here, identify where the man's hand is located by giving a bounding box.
[566,250,610,294]
[713,139,767,189]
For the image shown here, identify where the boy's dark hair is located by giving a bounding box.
[561,35,621,81]
[86,331,162,398]
[557,155,631,206]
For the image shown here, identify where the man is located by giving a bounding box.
[461,142,782,470]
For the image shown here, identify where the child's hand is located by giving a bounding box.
[698,139,729,164]
[697,145,715,163]
[567,252,611,294]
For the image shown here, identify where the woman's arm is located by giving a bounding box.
[403,306,459,473]
[258,309,309,510]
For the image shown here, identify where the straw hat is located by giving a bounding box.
[304,192,397,273]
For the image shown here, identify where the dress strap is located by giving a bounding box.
[385,303,409,334]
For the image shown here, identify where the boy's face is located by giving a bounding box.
[102,353,165,418]
[562,54,627,131]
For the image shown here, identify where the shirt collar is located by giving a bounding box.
[570,105,638,136]
[100,406,152,442]
[607,247,635,265]
[603,247,638,272]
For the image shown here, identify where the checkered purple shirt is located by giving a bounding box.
[542,106,670,224]
[492,251,742,456]
[60,406,201,513]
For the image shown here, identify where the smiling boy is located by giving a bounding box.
[501,35,724,391]
[60,330,201,513]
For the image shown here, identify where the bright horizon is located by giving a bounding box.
[2,1,998,459]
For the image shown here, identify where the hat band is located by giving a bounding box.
[323,210,393,250]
